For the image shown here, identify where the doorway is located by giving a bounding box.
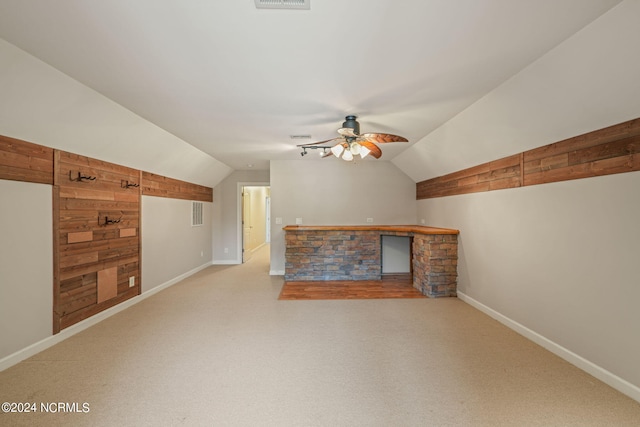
[241,185,271,263]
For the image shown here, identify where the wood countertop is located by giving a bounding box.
[282,225,459,235]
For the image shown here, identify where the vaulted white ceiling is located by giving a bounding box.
[0,0,621,172]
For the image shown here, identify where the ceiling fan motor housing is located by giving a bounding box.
[342,115,360,135]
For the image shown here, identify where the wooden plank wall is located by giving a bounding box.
[142,171,213,202]
[53,151,142,332]
[417,118,640,199]
[0,135,54,184]
[1,134,214,333]
[417,154,522,199]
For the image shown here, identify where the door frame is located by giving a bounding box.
[242,188,252,263]
[237,181,270,263]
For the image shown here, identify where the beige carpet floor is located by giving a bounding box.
[1,245,639,426]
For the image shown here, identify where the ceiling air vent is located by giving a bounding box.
[255,0,310,10]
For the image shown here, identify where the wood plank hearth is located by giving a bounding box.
[279,274,424,300]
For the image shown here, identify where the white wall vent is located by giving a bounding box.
[255,0,310,10]
[192,201,203,227]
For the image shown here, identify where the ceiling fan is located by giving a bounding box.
[298,115,408,161]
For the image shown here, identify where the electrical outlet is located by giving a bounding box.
[420,218,425,224]
[295,218,303,224]
[224,248,229,254]
[366,218,373,223]
[129,276,135,287]
[275,217,282,225]
[200,251,204,257]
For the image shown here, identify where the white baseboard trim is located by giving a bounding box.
[0,262,211,373]
[251,242,267,252]
[141,261,211,297]
[270,270,284,276]
[212,259,240,265]
[457,291,640,403]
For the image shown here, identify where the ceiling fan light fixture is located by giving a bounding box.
[331,144,344,157]
[299,115,407,162]
[360,145,371,159]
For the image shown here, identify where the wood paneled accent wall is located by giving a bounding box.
[142,171,213,202]
[1,133,214,333]
[0,135,54,184]
[417,118,640,199]
[53,151,142,332]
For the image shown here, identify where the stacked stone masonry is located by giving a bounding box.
[284,225,459,298]
[412,234,459,297]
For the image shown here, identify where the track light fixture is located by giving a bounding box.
[298,144,331,157]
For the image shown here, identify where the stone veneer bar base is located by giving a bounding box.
[284,225,459,298]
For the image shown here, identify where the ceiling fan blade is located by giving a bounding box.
[337,128,358,138]
[296,137,341,147]
[360,133,408,143]
[359,140,382,159]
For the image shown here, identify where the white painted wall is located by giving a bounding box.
[212,170,270,264]
[419,173,640,388]
[0,39,232,188]
[0,181,52,360]
[270,159,417,274]
[394,1,640,182]
[141,196,213,293]
[0,39,226,364]
[396,0,640,397]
